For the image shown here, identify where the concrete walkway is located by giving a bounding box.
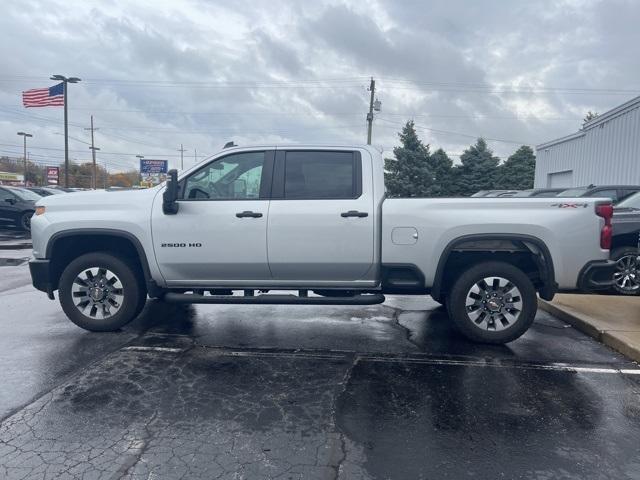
[540,294,640,362]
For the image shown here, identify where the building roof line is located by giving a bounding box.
[582,95,640,129]
[536,94,640,150]
[536,131,586,150]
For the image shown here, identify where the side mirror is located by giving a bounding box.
[5,197,16,205]
[162,169,180,215]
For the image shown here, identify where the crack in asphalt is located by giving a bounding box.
[328,354,358,480]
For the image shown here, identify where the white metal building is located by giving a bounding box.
[535,95,640,188]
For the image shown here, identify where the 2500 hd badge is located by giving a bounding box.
[161,242,202,248]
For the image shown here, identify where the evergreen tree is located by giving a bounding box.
[426,148,453,196]
[384,120,434,197]
[453,138,500,196]
[497,145,536,190]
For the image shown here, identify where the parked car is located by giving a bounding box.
[557,185,640,204]
[484,190,520,197]
[610,192,640,295]
[471,190,517,197]
[0,186,41,231]
[29,145,615,344]
[512,188,566,197]
[26,187,66,197]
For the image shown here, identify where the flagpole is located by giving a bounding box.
[50,75,81,188]
[63,82,69,188]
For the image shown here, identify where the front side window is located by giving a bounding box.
[0,188,15,202]
[284,151,356,199]
[183,151,265,200]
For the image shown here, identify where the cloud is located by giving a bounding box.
[0,0,638,171]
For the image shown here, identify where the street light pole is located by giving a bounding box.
[17,132,33,186]
[50,74,81,188]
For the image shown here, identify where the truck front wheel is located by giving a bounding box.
[447,261,537,344]
[59,252,146,331]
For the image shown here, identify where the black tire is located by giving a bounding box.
[611,247,640,295]
[18,211,33,231]
[447,261,537,344]
[59,252,146,331]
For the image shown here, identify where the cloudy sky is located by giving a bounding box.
[1,0,639,172]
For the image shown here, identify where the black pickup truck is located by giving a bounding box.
[611,192,640,295]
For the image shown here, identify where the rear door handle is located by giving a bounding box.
[236,211,263,218]
[341,210,368,218]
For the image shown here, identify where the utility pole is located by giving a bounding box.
[17,132,33,186]
[194,149,197,164]
[178,144,187,170]
[50,75,81,188]
[85,115,100,189]
[366,77,375,145]
[365,77,382,145]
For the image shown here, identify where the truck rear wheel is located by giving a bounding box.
[59,252,146,331]
[447,261,537,344]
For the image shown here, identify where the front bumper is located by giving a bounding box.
[29,259,55,298]
[577,260,616,291]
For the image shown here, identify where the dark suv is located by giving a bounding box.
[557,185,640,204]
[610,192,640,295]
[0,186,41,231]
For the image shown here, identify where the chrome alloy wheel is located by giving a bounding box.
[613,254,640,294]
[71,267,124,319]
[465,276,523,331]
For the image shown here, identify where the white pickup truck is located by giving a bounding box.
[29,145,615,343]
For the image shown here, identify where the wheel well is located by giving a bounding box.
[432,237,555,302]
[48,234,147,292]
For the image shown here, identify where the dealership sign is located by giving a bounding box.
[140,159,168,187]
[46,166,59,185]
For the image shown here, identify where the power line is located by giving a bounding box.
[376,117,531,146]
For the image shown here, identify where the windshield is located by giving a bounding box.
[615,192,640,209]
[11,187,42,201]
[558,187,588,197]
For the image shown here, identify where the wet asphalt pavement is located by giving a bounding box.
[1,245,640,478]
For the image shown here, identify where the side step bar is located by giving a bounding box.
[163,292,385,305]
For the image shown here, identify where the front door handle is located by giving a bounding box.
[236,211,263,218]
[341,210,368,218]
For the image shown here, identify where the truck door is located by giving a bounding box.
[266,149,375,283]
[151,150,273,284]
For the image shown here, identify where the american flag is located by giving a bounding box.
[22,83,64,107]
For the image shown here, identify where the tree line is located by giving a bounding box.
[384,121,536,197]
[0,156,141,188]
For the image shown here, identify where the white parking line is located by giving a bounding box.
[359,355,640,375]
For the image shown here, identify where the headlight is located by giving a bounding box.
[35,206,46,216]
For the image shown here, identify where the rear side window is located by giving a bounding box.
[282,151,360,199]
[589,189,618,202]
[620,188,640,202]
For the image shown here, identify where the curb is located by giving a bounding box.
[539,299,640,363]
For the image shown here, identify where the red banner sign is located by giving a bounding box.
[46,166,59,185]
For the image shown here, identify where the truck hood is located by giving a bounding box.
[36,187,160,210]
